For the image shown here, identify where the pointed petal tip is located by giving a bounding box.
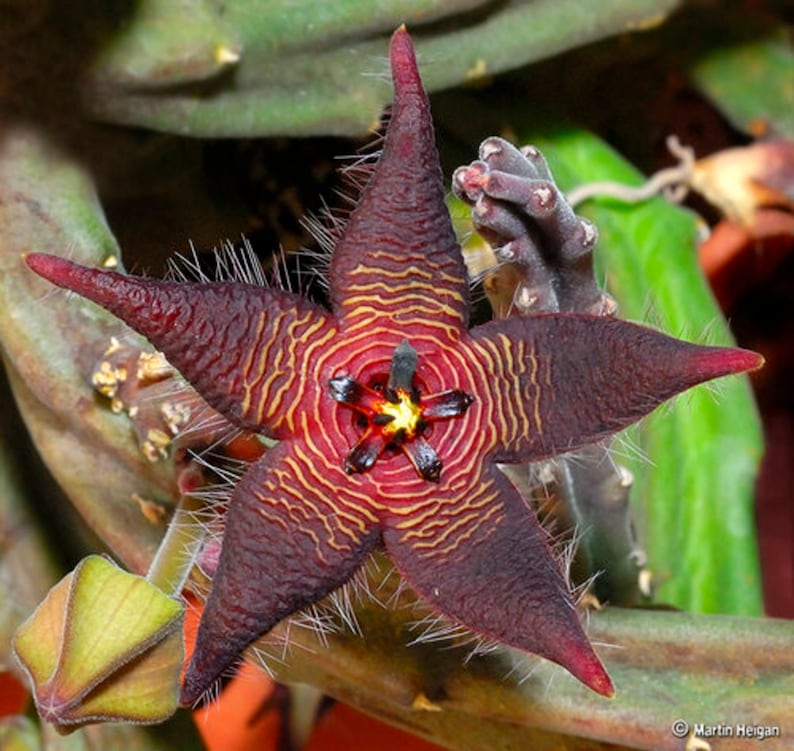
[724,347,764,374]
[690,345,765,380]
[390,24,411,51]
[389,25,421,90]
[178,676,201,709]
[565,642,615,698]
[24,251,66,281]
[179,656,221,708]
[582,661,615,698]
[24,253,104,297]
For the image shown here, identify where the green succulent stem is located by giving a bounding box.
[145,492,207,598]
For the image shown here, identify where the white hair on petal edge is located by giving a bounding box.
[176,411,240,451]
[167,237,305,294]
[190,669,227,712]
[191,449,247,486]
[360,53,392,84]
[609,425,652,467]
[167,242,211,283]
[216,239,269,287]
[406,608,514,673]
[238,554,394,681]
[288,556,389,643]
[407,612,469,647]
[296,134,384,291]
[501,648,544,687]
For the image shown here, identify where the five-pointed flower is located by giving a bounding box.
[25,27,762,706]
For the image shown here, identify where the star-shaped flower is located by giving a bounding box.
[26,27,762,705]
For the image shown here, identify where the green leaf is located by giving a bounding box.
[90,0,241,87]
[81,0,681,136]
[0,392,61,670]
[522,128,764,614]
[0,129,176,574]
[690,28,794,139]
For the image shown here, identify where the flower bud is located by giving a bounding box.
[13,555,183,733]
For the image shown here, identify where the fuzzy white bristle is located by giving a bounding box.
[167,237,309,297]
[296,145,383,292]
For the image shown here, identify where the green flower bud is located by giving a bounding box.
[13,555,183,733]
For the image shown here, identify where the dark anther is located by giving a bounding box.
[422,390,474,419]
[329,375,361,403]
[345,437,383,474]
[404,436,443,483]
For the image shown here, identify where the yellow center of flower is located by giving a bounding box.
[378,388,423,438]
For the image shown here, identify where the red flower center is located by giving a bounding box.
[329,340,473,482]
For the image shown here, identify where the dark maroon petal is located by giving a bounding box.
[24,253,335,440]
[468,314,763,464]
[381,465,613,697]
[328,27,469,344]
[180,440,380,707]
